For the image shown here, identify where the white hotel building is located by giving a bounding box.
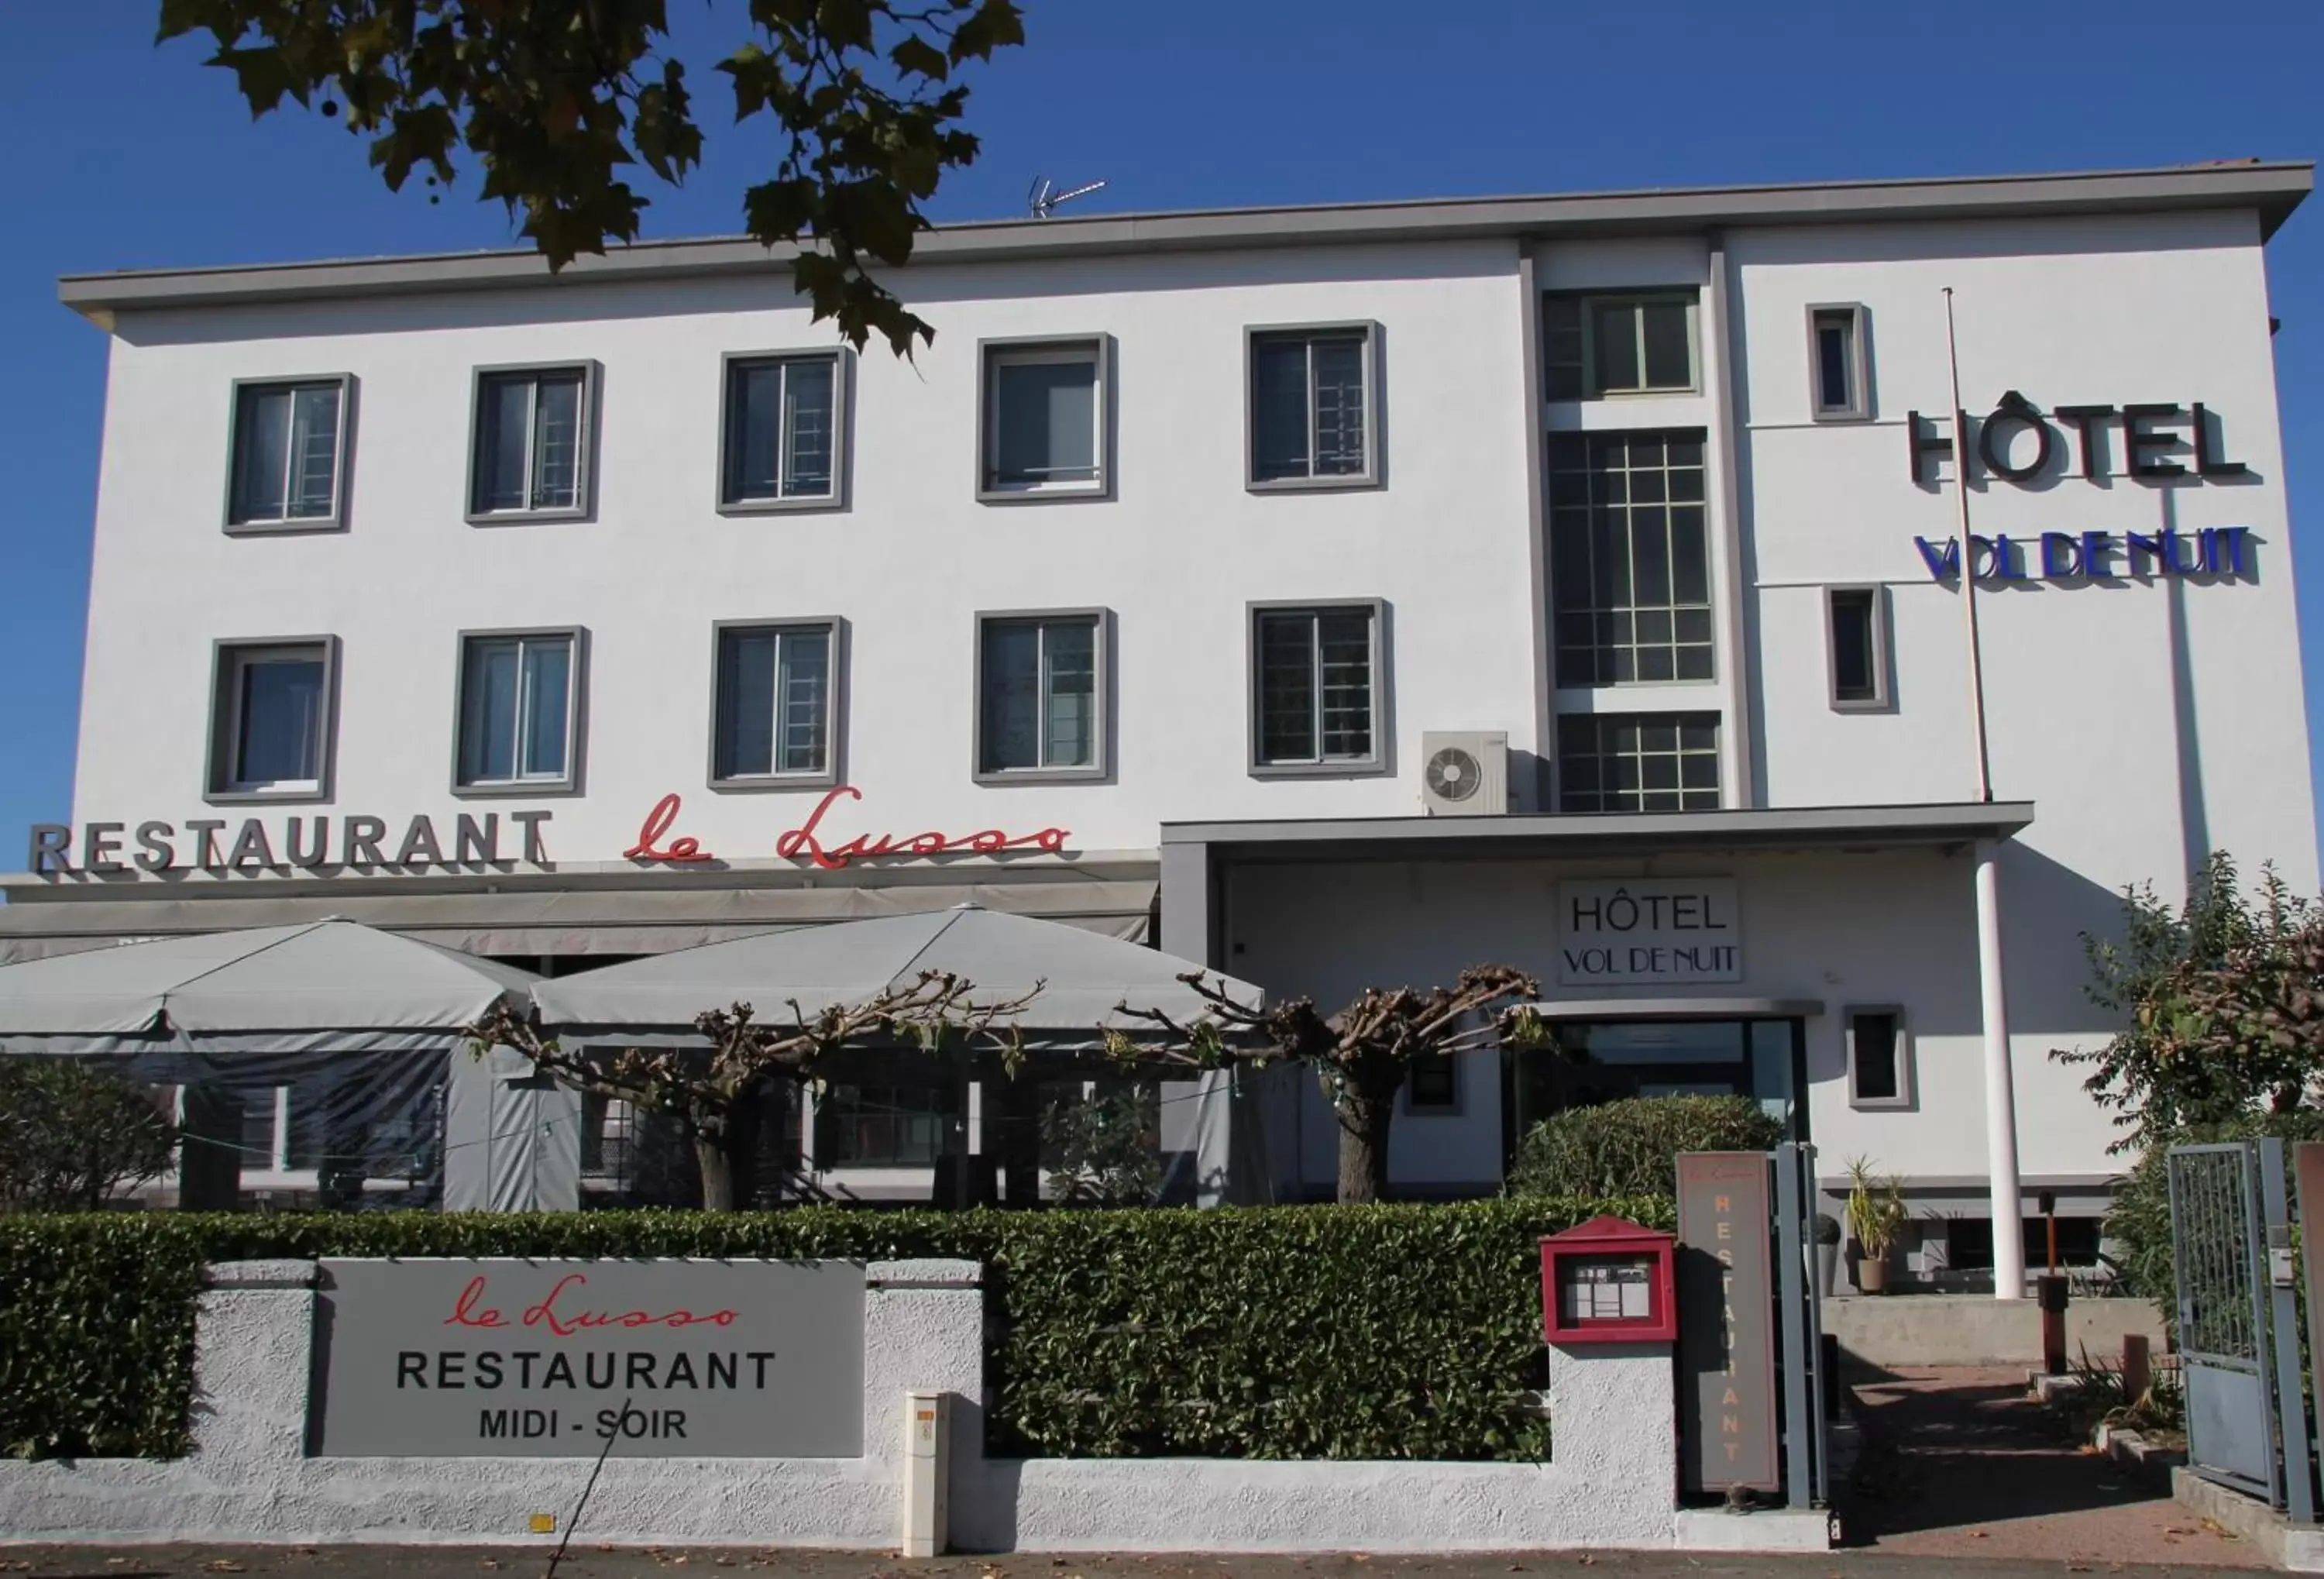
[7,162,2315,1279]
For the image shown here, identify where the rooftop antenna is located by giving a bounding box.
[1028,175,1107,220]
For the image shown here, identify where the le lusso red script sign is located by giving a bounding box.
[625,786,1071,872]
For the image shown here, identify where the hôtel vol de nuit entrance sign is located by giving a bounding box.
[311,1259,866,1457]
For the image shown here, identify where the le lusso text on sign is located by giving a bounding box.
[25,786,1069,877]
[1557,879,1742,986]
[312,1259,867,1458]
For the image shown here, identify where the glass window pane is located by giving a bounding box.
[287,386,341,519]
[726,362,783,502]
[980,621,1042,772]
[1641,300,1693,389]
[475,377,532,512]
[993,356,1097,484]
[715,629,778,778]
[232,386,291,522]
[531,371,583,509]
[1816,315,1855,411]
[1672,505,1709,605]
[1591,301,1641,391]
[1310,336,1367,476]
[775,628,830,773]
[1257,612,1317,762]
[1831,590,1877,702]
[1042,620,1096,769]
[783,358,837,497]
[1852,1013,1899,1101]
[461,642,521,783]
[1251,338,1311,480]
[518,638,571,779]
[235,654,325,787]
[1317,608,1373,759]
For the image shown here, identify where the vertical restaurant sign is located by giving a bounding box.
[1676,1152,1780,1495]
[311,1259,866,1457]
[1557,878,1741,986]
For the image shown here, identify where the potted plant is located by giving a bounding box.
[1846,1157,1908,1295]
[1815,1212,1843,1300]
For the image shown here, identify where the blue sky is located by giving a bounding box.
[5,2,2324,870]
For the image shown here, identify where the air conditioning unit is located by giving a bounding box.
[1421,731,1509,817]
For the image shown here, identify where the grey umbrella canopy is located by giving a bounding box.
[0,920,538,1057]
[532,904,1263,1047]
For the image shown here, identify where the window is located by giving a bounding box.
[1542,292,1698,400]
[1846,1006,1912,1109]
[469,365,592,519]
[1251,602,1384,772]
[980,339,1106,498]
[816,1083,957,1168]
[711,622,839,785]
[1827,587,1889,710]
[720,353,842,508]
[1407,1051,1458,1112]
[455,629,582,792]
[975,611,1105,779]
[1808,304,1870,421]
[226,377,349,528]
[1248,325,1377,487]
[1556,712,1719,813]
[1548,430,1712,684]
[208,639,334,800]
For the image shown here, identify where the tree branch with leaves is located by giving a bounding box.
[1110,965,1552,1204]
[157,0,1026,356]
[469,968,1037,1209]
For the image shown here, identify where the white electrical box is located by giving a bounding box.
[901,1389,948,1557]
[1420,731,1509,816]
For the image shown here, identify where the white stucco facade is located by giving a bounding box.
[10,163,2318,1244]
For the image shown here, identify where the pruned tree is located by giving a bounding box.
[157,0,1027,356]
[469,968,1037,1209]
[0,1060,180,1212]
[1111,966,1551,1205]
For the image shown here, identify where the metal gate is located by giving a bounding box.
[2168,1139,2314,1516]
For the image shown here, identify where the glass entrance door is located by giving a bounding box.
[1502,1017,1805,1168]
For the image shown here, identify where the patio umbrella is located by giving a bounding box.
[531,903,1263,1048]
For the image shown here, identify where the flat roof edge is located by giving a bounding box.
[57,164,2310,319]
[1160,800,2037,848]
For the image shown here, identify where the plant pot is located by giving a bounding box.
[1817,1241,1839,1300]
[1857,1255,1890,1295]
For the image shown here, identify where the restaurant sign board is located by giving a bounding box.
[1675,1152,1780,1495]
[311,1258,867,1457]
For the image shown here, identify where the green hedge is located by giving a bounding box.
[0,1197,1670,1464]
[1506,1096,1782,1199]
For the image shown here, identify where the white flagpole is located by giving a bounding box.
[1946,287,2025,1302]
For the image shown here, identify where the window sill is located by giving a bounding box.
[978,481,1110,504]
[709,771,842,793]
[466,507,591,528]
[1246,473,1380,494]
[205,786,331,807]
[1830,697,1893,714]
[452,779,582,799]
[1848,1097,1916,1113]
[717,494,846,516]
[1810,409,1875,425]
[1248,758,1388,780]
[972,766,1108,787]
[224,517,346,537]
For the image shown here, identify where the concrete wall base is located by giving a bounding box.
[2172,1467,2324,1571]
[1674,1507,1838,1552]
[1824,1294,2164,1367]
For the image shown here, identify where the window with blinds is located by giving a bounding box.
[713,622,837,783]
[1249,325,1377,487]
[722,353,841,506]
[1253,603,1382,769]
[976,612,1105,778]
[227,378,347,527]
[470,366,590,518]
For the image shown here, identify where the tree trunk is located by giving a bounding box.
[693,1122,738,1212]
[1334,1085,1397,1206]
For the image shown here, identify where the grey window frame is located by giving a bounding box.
[976,335,1112,503]
[706,617,846,791]
[1403,1047,1463,1116]
[1824,583,1892,712]
[971,607,1112,785]
[1844,1004,1914,1110]
[1244,321,1383,492]
[1246,597,1391,778]
[449,625,588,797]
[465,361,598,525]
[204,635,339,805]
[1544,292,1700,401]
[222,373,356,533]
[1807,303,1872,422]
[716,349,851,514]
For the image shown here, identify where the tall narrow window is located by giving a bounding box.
[209,640,334,799]
[981,340,1105,497]
[1846,1007,1911,1109]
[1827,587,1888,710]
[976,612,1104,778]
[1541,294,1697,400]
[456,631,579,790]
[1556,712,1719,813]
[722,353,841,507]
[469,366,590,518]
[227,379,346,527]
[1253,604,1382,770]
[1407,1050,1458,1112]
[713,622,837,784]
[1547,430,1713,684]
[1809,304,1870,421]
[1249,325,1377,486]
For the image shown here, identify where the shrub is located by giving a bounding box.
[1506,1096,1783,1199]
[0,1060,177,1212]
[2106,1110,2324,1308]
[0,1195,1670,1464]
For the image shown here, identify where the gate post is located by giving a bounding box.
[2259,1138,2316,1523]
